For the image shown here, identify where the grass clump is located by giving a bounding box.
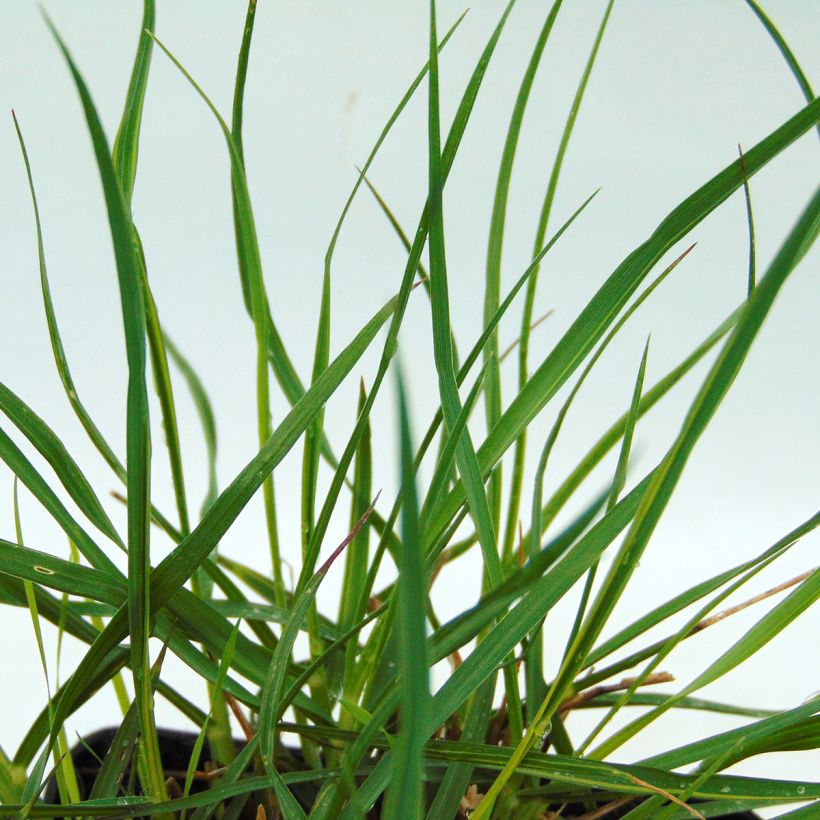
[0,2,818,818]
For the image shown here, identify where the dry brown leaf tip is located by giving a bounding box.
[460,783,485,815]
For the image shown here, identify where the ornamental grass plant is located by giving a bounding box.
[0,1,818,818]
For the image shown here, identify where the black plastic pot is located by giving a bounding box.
[43,727,264,818]
[45,727,762,818]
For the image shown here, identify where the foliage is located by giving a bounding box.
[0,2,818,818]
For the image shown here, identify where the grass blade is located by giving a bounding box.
[642,696,820,771]
[11,112,126,487]
[533,306,737,545]
[112,1,194,548]
[293,0,518,613]
[743,0,815,108]
[0,365,122,554]
[258,499,378,797]
[382,369,430,820]
[505,0,613,561]
[738,144,756,296]
[164,336,218,515]
[230,0,255,164]
[12,481,81,811]
[574,692,775,719]
[520,247,687,731]
[563,335,649,660]
[578,535,811,755]
[427,96,820,546]
[138,240,192,540]
[592,570,820,760]
[111,0,155,202]
[0,388,124,564]
[301,192,334,709]
[484,0,565,532]
[180,620,241,819]
[583,510,820,675]
[474,184,820,815]
[42,15,166,801]
[418,187,599,537]
[420,361,488,531]
[427,0,501,588]
[335,380,373,693]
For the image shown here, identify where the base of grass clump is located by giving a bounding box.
[43,728,311,818]
[44,727,763,820]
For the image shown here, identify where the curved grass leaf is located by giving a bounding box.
[0,539,124,603]
[12,482,81,812]
[533,306,737,543]
[0,424,119,575]
[642,695,820,771]
[427,96,820,546]
[505,0,614,561]
[163,334,221,601]
[333,470,656,815]
[164,337,218,516]
[257,498,377,802]
[111,0,194,549]
[137,236,192,541]
[180,620,241,819]
[420,187,599,536]
[581,509,820,684]
[576,692,775,719]
[41,15,165,799]
[111,0,155,202]
[230,0,255,163]
[738,144,756,296]
[578,527,811,755]
[381,370,429,820]
[0,381,123,550]
[564,333,649,655]
[483,0,565,531]
[592,570,820,760]
[523,245,683,724]
[289,2,520,673]
[475,185,820,811]
[743,0,815,108]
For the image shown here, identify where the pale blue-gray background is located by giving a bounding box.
[0,1,817,810]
